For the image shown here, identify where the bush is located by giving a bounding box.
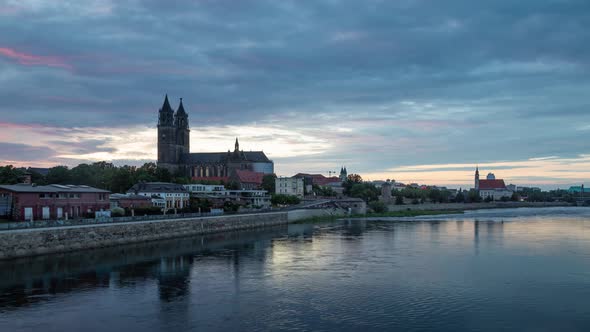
[369,201,387,213]
[131,206,163,215]
[111,207,125,217]
[223,201,240,213]
[271,194,301,206]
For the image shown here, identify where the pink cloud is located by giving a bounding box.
[0,47,72,70]
[0,6,21,15]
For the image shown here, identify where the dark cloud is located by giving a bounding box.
[0,143,56,162]
[0,0,588,181]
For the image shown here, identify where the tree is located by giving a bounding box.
[347,174,363,183]
[467,190,482,203]
[271,194,300,206]
[454,191,465,203]
[46,166,71,184]
[395,195,404,205]
[343,174,363,195]
[261,174,277,193]
[369,201,387,213]
[349,183,379,202]
[510,192,520,202]
[0,165,24,184]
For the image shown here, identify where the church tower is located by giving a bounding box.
[475,166,480,191]
[175,98,190,160]
[157,94,178,170]
[339,166,348,182]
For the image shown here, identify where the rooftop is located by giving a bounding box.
[0,183,109,193]
[127,182,188,193]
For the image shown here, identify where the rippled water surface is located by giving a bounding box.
[1,207,589,331]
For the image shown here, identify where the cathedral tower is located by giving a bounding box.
[157,94,179,170]
[175,98,190,160]
[475,166,480,191]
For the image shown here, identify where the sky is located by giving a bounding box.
[0,0,589,189]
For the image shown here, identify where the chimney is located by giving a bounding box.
[22,172,32,184]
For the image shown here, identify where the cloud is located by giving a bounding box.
[0,0,588,187]
[0,47,72,70]
[0,142,57,164]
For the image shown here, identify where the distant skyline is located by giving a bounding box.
[0,0,589,189]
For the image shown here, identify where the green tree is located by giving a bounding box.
[0,165,24,184]
[395,195,404,205]
[369,201,387,213]
[467,190,482,203]
[271,194,300,206]
[261,174,277,193]
[46,166,71,184]
[454,191,465,203]
[349,183,379,202]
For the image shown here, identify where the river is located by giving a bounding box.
[0,207,589,331]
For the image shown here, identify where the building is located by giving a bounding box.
[109,194,153,210]
[230,169,265,190]
[474,167,513,200]
[184,184,271,209]
[568,185,589,194]
[276,177,305,197]
[339,167,348,182]
[127,182,189,212]
[156,95,274,179]
[0,184,110,221]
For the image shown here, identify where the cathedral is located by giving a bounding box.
[157,95,274,179]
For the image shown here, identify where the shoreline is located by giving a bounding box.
[296,201,577,224]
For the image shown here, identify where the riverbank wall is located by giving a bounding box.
[0,207,354,260]
[386,201,572,212]
[0,211,293,260]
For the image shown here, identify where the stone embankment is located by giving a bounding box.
[0,209,339,260]
[0,208,348,260]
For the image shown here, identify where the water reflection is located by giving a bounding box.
[0,208,589,332]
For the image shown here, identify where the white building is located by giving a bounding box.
[474,167,513,200]
[275,177,304,197]
[127,182,189,212]
[184,184,271,208]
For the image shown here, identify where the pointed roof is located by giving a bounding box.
[160,94,174,113]
[234,137,240,151]
[176,97,187,115]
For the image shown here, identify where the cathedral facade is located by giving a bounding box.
[157,95,274,179]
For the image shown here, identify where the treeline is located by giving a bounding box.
[0,162,193,193]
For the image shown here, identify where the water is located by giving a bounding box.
[0,207,589,331]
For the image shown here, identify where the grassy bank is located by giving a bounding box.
[365,210,464,218]
[295,209,464,224]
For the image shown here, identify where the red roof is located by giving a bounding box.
[294,173,341,186]
[235,170,264,185]
[479,179,507,190]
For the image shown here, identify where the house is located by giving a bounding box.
[474,167,513,200]
[276,177,305,197]
[568,185,589,194]
[231,169,265,190]
[184,184,271,209]
[0,184,110,221]
[109,194,153,209]
[127,182,189,212]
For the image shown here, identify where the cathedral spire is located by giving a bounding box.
[158,94,174,126]
[160,94,173,113]
[234,137,240,152]
[177,97,186,115]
